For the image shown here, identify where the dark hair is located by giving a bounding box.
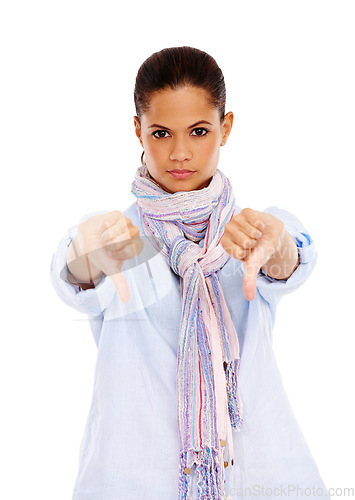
[134,46,226,124]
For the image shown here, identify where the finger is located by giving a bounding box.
[228,229,259,251]
[90,248,130,303]
[105,237,132,254]
[106,242,136,260]
[101,219,131,242]
[242,248,265,301]
[100,211,124,232]
[242,243,276,301]
[243,263,258,301]
[221,235,253,260]
[235,218,263,240]
[105,235,144,259]
[88,246,123,276]
[239,208,265,232]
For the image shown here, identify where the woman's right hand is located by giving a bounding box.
[70,211,144,303]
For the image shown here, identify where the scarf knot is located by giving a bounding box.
[168,236,202,278]
[169,235,232,280]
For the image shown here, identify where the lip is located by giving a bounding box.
[168,169,195,179]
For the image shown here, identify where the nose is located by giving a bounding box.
[169,136,192,162]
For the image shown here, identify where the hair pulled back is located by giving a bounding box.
[134,46,226,123]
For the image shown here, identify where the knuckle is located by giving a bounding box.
[102,228,111,240]
[242,237,252,248]
[111,245,126,259]
[101,220,111,231]
[241,207,253,217]
[234,247,242,258]
[243,237,250,247]
[222,240,232,254]
[221,234,231,249]
[107,238,123,251]
[103,211,122,227]
[114,236,126,249]
[237,250,247,260]
[252,229,261,239]
[232,245,246,259]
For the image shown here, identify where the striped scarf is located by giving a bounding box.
[131,164,244,499]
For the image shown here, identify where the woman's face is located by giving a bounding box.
[134,86,234,194]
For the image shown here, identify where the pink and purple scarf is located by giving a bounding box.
[131,164,244,499]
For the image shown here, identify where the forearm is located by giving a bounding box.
[66,237,103,287]
[261,228,299,280]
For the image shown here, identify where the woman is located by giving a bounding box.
[50,46,330,499]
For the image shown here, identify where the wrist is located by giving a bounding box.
[66,238,104,285]
[261,229,298,279]
[66,261,104,287]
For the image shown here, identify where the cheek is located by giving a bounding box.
[201,137,220,159]
[146,139,164,160]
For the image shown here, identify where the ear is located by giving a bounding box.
[220,112,234,146]
[134,116,144,147]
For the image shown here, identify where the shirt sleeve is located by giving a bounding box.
[255,206,318,308]
[50,211,117,316]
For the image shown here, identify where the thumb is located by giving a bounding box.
[109,271,131,303]
[243,261,258,302]
[242,246,266,301]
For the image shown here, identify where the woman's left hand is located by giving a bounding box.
[220,208,295,301]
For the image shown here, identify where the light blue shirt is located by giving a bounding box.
[50,202,330,500]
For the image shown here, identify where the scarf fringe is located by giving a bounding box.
[178,447,226,500]
[225,359,244,431]
[177,360,243,500]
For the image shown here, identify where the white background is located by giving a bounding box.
[1,1,354,498]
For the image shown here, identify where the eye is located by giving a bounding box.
[152,130,170,139]
[152,128,209,139]
[191,127,209,136]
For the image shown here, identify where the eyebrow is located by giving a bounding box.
[148,120,213,130]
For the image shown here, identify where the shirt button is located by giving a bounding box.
[220,439,226,447]
[184,467,191,474]
[224,461,229,468]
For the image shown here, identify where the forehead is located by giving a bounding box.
[141,86,219,125]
